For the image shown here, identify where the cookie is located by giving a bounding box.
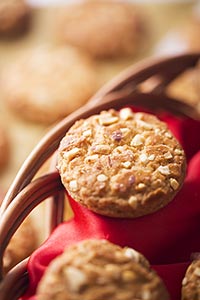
[167,61,200,113]
[37,239,169,300]
[0,0,31,36]
[180,16,200,52]
[55,1,146,58]
[0,192,38,274]
[0,125,9,171]
[57,108,186,218]
[1,46,98,124]
[182,258,200,300]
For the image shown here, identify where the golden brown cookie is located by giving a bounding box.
[167,61,200,113]
[57,108,186,218]
[1,46,98,124]
[0,194,38,274]
[182,258,200,300]
[0,125,9,171]
[37,239,169,300]
[0,0,31,36]
[3,218,38,274]
[56,1,146,58]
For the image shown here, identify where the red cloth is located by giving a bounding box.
[22,113,200,300]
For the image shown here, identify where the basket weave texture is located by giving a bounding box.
[0,53,200,300]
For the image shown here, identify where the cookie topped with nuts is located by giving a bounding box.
[57,108,186,218]
[37,239,169,300]
[182,257,200,300]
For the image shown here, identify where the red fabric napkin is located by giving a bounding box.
[22,113,200,300]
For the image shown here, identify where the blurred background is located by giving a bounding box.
[0,0,200,243]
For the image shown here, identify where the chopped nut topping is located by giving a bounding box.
[85,154,99,162]
[174,148,183,155]
[130,134,144,146]
[83,129,92,137]
[64,267,86,292]
[194,267,200,277]
[164,152,173,159]
[120,127,130,136]
[182,277,188,286]
[69,180,78,191]
[91,144,110,154]
[63,147,80,161]
[119,108,133,120]
[165,132,172,138]
[128,196,137,208]
[136,119,154,130]
[148,154,155,161]
[97,174,108,182]
[122,270,136,282]
[124,248,140,262]
[139,153,148,163]
[157,165,170,175]
[137,183,146,190]
[99,116,118,126]
[169,178,179,190]
[121,161,131,168]
[142,290,151,300]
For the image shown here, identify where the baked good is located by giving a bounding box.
[0,124,9,171]
[55,0,146,58]
[1,46,98,124]
[167,61,200,113]
[179,16,200,52]
[0,0,31,36]
[57,108,186,218]
[181,257,200,300]
[36,239,169,300]
[0,193,38,274]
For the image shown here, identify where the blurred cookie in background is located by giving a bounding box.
[167,60,200,113]
[0,0,31,37]
[55,0,148,59]
[0,192,38,275]
[1,45,99,124]
[0,125,10,172]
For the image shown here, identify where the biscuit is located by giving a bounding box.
[0,125,9,171]
[57,108,186,218]
[37,239,169,300]
[181,258,200,300]
[56,1,146,58]
[0,0,31,36]
[1,46,98,124]
[167,62,200,113]
[3,218,38,274]
[180,17,200,52]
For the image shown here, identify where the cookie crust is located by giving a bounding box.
[37,239,169,300]
[58,108,186,218]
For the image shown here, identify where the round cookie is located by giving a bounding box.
[1,46,98,124]
[36,239,169,300]
[3,218,38,274]
[182,258,200,300]
[0,125,9,171]
[57,108,186,218]
[0,0,31,36]
[0,194,38,274]
[55,1,146,58]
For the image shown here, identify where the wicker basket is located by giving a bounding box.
[0,53,200,300]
